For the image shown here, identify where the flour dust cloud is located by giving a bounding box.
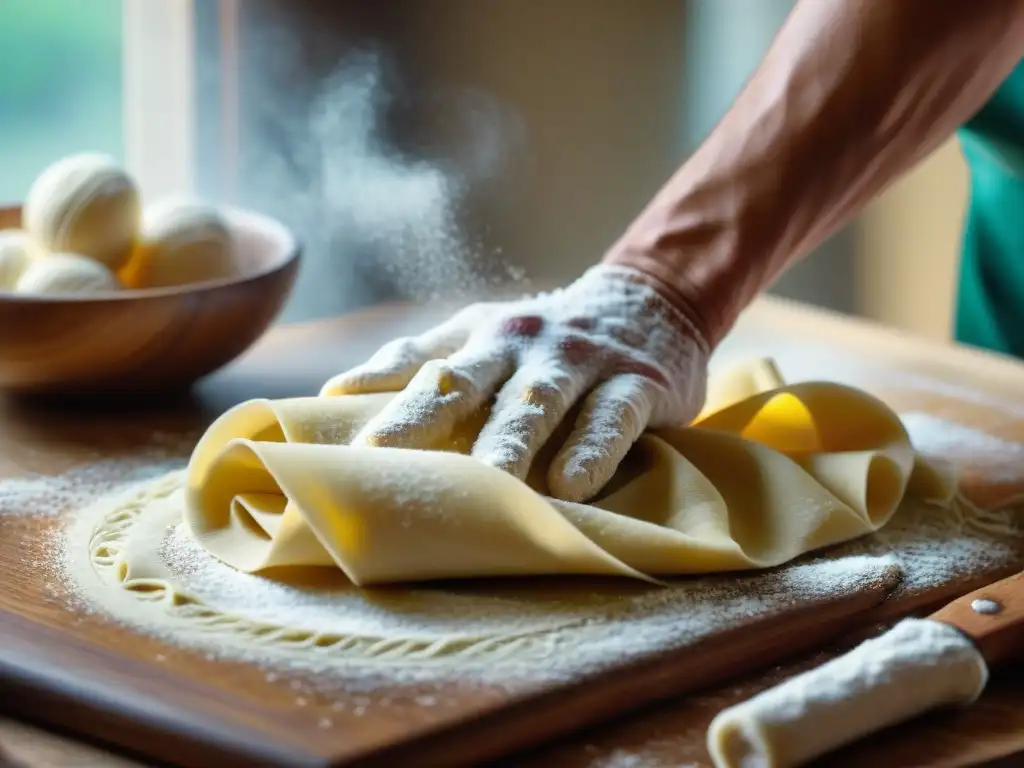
[222,30,529,320]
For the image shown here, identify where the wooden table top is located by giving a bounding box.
[2,295,1024,768]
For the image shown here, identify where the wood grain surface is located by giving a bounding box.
[0,205,300,395]
[931,572,1024,667]
[1,296,1024,767]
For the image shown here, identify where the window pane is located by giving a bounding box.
[0,0,122,204]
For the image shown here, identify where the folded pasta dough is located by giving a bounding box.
[184,358,954,585]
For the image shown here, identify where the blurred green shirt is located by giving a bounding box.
[955,60,1024,358]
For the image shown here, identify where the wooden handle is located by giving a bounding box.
[930,571,1024,667]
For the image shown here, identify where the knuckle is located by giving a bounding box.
[498,313,546,338]
[610,358,670,390]
[607,323,646,348]
[563,315,596,332]
[556,334,601,366]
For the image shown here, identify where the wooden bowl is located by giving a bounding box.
[0,205,300,396]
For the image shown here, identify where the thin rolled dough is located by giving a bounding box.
[185,358,954,585]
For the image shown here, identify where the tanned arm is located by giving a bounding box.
[606,0,1024,345]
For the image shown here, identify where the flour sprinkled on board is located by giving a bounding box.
[900,412,1024,480]
[54,468,1023,690]
[159,518,616,639]
[0,451,190,639]
[0,458,185,518]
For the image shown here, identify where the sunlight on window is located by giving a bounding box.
[0,0,122,203]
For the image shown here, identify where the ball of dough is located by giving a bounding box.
[15,252,119,296]
[131,198,237,288]
[23,153,141,272]
[0,229,39,290]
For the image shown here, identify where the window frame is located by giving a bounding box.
[122,0,241,201]
[122,0,196,199]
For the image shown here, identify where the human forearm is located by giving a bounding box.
[606,0,1024,345]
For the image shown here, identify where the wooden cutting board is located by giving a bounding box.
[2,297,1024,768]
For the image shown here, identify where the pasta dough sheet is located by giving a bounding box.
[185,358,954,585]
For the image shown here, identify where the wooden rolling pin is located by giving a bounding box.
[706,571,1024,768]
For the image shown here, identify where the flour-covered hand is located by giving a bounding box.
[323,265,710,502]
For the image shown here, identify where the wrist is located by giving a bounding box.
[580,263,713,358]
[602,211,767,349]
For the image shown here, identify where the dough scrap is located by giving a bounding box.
[185,358,955,585]
[706,617,988,768]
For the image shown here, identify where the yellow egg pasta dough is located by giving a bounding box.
[184,358,954,586]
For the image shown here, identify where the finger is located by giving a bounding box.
[471,358,598,482]
[321,320,470,396]
[355,343,515,449]
[548,374,659,502]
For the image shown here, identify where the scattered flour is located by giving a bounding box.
[900,411,1024,481]
[158,514,615,639]
[240,45,529,316]
[48,468,1022,690]
[0,458,184,518]
[2,387,1021,707]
